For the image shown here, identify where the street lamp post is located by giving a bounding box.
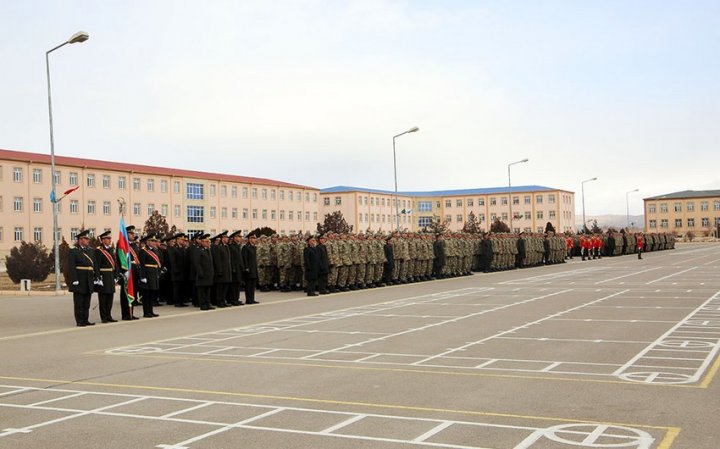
[581,177,598,232]
[507,158,528,233]
[47,31,89,292]
[626,188,639,229]
[392,126,419,232]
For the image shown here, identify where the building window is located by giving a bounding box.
[323,197,330,206]
[69,172,78,186]
[243,208,248,219]
[118,176,126,190]
[33,227,42,242]
[100,175,110,189]
[33,198,42,213]
[296,192,302,201]
[32,169,42,183]
[660,203,668,213]
[501,212,508,221]
[54,170,60,185]
[13,167,23,182]
[288,211,293,221]
[261,189,267,200]
[536,195,543,204]
[445,200,451,208]
[243,187,249,199]
[145,178,153,192]
[661,219,668,228]
[549,210,556,219]
[304,192,309,203]
[87,200,96,215]
[209,184,216,196]
[232,208,238,219]
[261,209,267,220]
[479,213,485,222]
[478,198,485,206]
[173,181,180,194]
[313,193,317,202]
[490,197,497,206]
[232,186,238,198]
[313,212,317,221]
[687,218,695,228]
[675,218,682,228]
[501,197,508,206]
[186,183,204,200]
[418,201,432,212]
[537,211,544,219]
[0,227,3,241]
[279,190,285,201]
[133,177,141,191]
[524,211,531,220]
[13,197,23,212]
[648,204,656,213]
[456,199,463,207]
[456,214,462,223]
[86,174,95,188]
[702,217,710,227]
[146,204,154,216]
[701,201,708,211]
[160,180,168,193]
[270,209,276,220]
[687,202,695,212]
[14,227,23,242]
[418,216,432,228]
[70,200,78,214]
[133,203,141,216]
[161,204,168,216]
[444,214,451,222]
[649,219,657,228]
[209,207,216,218]
[221,207,227,219]
[252,188,257,199]
[252,209,258,219]
[221,185,227,197]
[174,205,181,218]
[512,196,519,205]
[306,212,311,221]
[187,206,204,223]
[103,201,111,215]
[674,202,682,212]
[715,201,720,211]
[335,196,342,206]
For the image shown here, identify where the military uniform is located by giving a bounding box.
[68,230,99,326]
[95,231,118,323]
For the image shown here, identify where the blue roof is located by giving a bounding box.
[320,185,561,197]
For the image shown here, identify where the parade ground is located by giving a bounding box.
[0,243,718,449]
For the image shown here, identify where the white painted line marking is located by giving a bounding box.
[595,267,661,284]
[413,421,454,442]
[160,402,213,419]
[645,267,698,284]
[319,414,366,434]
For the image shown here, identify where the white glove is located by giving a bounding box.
[96,279,104,287]
[141,278,147,284]
[72,281,79,286]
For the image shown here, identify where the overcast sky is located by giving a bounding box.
[2,0,719,216]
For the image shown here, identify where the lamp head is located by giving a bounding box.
[68,31,89,44]
[407,126,419,133]
[520,158,529,163]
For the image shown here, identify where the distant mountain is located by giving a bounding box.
[576,214,644,230]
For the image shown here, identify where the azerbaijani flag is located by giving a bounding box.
[117,216,135,306]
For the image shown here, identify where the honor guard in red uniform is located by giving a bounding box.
[636,233,644,260]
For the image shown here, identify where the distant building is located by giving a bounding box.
[644,190,720,235]
[0,148,319,257]
[320,186,575,234]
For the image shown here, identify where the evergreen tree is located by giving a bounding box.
[317,211,353,234]
[5,241,54,283]
[248,227,276,237]
[462,211,481,233]
[425,215,450,234]
[490,219,510,233]
[143,210,174,239]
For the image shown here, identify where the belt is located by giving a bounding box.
[100,268,114,272]
[144,264,158,268]
[76,266,94,271]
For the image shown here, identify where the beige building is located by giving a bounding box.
[0,148,319,257]
[320,186,576,234]
[644,190,720,235]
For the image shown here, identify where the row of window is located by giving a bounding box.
[648,217,720,229]
[648,201,720,214]
[5,166,317,202]
[186,206,318,223]
[352,194,559,208]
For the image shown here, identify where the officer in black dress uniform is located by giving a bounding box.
[303,236,320,296]
[212,231,231,308]
[95,230,118,323]
[138,234,160,317]
[67,230,98,327]
[228,231,245,306]
[117,226,140,320]
[192,233,215,310]
[241,234,259,304]
[169,233,188,307]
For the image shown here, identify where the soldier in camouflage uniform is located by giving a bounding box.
[326,233,339,292]
[356,233,368,288]
[337,234,352,291]
[277,235,293,291]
